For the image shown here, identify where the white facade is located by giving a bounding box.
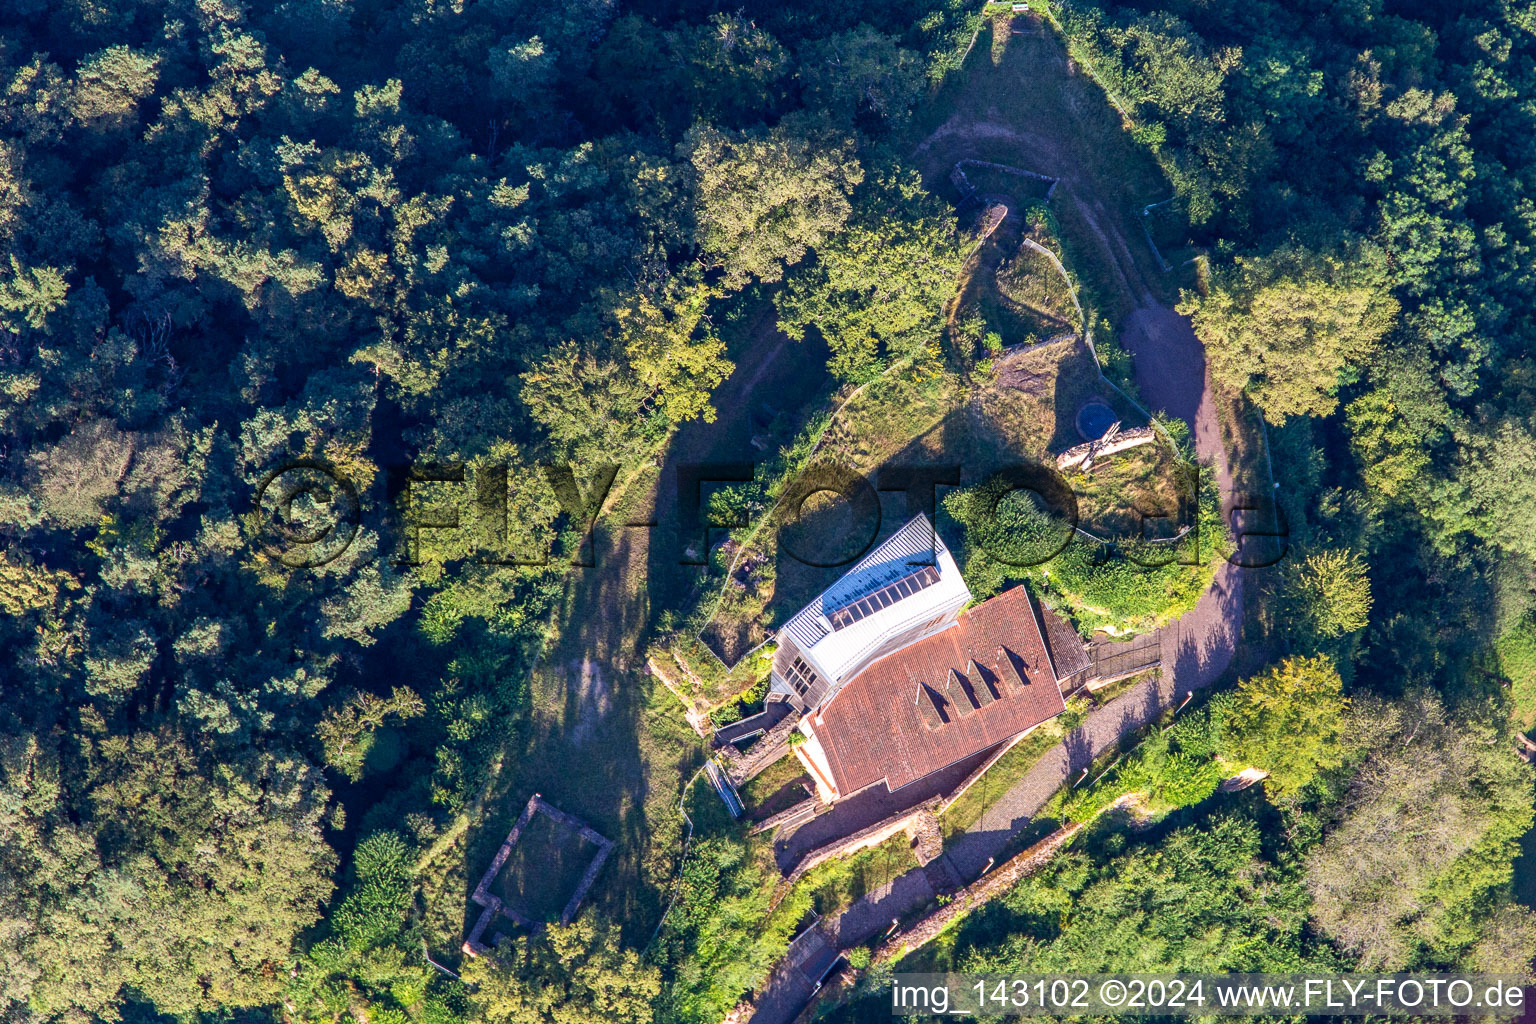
[769,514,971,714]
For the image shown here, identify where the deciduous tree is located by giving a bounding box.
[1284,549,1373,642]
[463,915,661,1024]
[776,167,962,381]
[1181,245,1398,423]
[1223,655,1347,797]
[684,118,863,288]
[1306,693,1535,968]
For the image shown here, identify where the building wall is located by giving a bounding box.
[792,724,841,803]
[769,514,973,715]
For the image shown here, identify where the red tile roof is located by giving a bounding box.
[810,586,1069,797]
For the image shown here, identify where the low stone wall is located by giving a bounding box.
[783,799,942,886]
[716,706,801,784]
[870,792,1139,967]
[951,158,1060,201]
[870,818,1085,966]
[938,730,1031,815]
[461,794,614,956]
[751,795,822,836]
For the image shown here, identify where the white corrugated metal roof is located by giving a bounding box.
[779,514,971,688]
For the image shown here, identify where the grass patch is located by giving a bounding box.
[491,810,603,924]
[959,205,1079,354]
[1073,442,1189,539]
[706,666,772,725]
[1084,667,1156,706]
[662,635,771,713]
[1497,616,1536,732]
[412,669,703,963]
[740,754,811,817]
[904,15,1175,322]
[795,831,923,918]
[812,358,962,471]
[993,213,1081,340]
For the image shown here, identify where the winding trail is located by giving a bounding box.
[743,93,1252,1024]
[745,317,1245,1024]
[812,325,1244,948]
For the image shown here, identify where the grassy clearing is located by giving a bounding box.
[1073,442,1189,539]
[1496,617,1536,732]
[421,671,702,956]
[943,442,1226,634]
[1084,667,1156,706]
[740,754,811,817]
[959,205,1081,355]
[795,832,923,918]
[993,214,1081,340]
[905,15,1174,322]
[812,357,962,470]
[662,635,772,716]
[491,811,602,924]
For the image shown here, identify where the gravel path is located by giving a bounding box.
[813,298,1248,950]
[748,313,1245,1022]
[1120,305,1237,507]
[827,564,1240,948]
[746,70,1251,1024]
[746,304,1247,1024]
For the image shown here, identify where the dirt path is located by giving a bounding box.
[745,290,1249,1018]
[539,311,817,682]
[1120,306,1236,504]
[746,563,1244,1024]
[745,29,1253,1024]
[923,116,1160,311]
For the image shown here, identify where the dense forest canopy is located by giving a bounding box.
[0,0,977,1017]
[1,0,1536,1021]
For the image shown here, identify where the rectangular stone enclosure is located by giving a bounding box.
[462,794,614,957]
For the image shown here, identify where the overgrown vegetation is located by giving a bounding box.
[822,678,1533,1022]
[941,438,1225,632]
[941,697,1089,834]
[0,0,979,1018]
[5,0,1536,1020]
